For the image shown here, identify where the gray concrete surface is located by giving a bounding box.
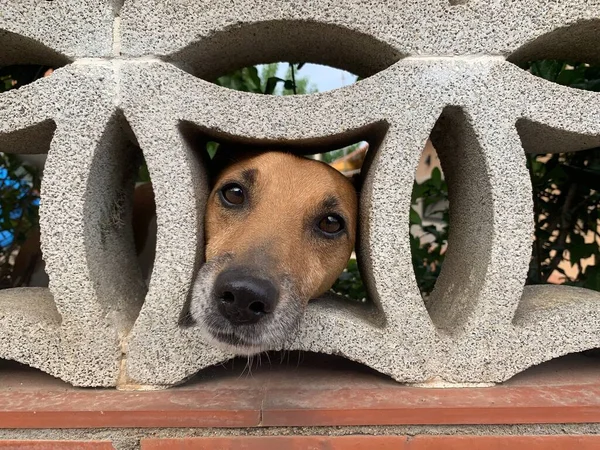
[0,0,598,386]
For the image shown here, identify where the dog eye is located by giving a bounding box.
[318,214,345,235]
[220,183,245,206]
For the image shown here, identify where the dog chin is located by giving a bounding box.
[200,328,267,356]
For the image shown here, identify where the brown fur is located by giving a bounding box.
[205,151,358,304]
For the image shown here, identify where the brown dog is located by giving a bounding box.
[189,151,358,355]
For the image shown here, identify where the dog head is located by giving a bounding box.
[189,150,358,354]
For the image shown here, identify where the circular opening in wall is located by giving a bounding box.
[513,57,600,295]
[176,120,389,330]
[0,151,45,289]
[409,139,449,300]
[214,62,359,95]
[166,20,403,82]
[508,19,600,75]
[0,30,71,91]
[80,112,149,330]
[417,106,493,336]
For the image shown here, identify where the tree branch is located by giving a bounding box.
[542,182,578,283]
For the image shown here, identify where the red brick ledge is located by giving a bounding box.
[140,436,600,450]
[0,442,114,449]
[1,353,599,429]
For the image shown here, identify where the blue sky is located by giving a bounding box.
[295,63,357,92]
[259,63,357,93]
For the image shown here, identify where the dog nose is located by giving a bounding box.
[213,272,279,325]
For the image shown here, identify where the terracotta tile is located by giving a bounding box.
[0,389,261,428]
[261,384,600,426]
[1,353,600,428]
[140,435,600,450]
[141,436,409,449]
[406,435,600,449]
[0,441,114,449]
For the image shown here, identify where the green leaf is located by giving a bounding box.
[264,77,284,95]
[409,207,422,225]
[411,182,428,203]
[568,243,597,265]
[556,65,586,86]
[136,162,150,183]
[430,167,443,189]
[283,79,296,91]
[206,141,219,159]
[571,79,600,92]
[582,265,600,291]
[585,66,600,79]
[243,66,263,93]
[530,60,564,82]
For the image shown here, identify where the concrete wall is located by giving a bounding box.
[0,0,599,387]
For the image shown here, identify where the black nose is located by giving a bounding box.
[213,271,279,325]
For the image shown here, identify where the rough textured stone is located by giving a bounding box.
[122,59,600,385]
[0,1,116,66]
[120,1,600,76]
[0,61,145,386]
[0,1,598,387]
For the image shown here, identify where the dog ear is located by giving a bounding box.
[346,172,362,196]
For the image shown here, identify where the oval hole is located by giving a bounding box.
[82,112,148,331]
[409,139,449,300]
[176,119,388,330]
[0,29,70,68]
[508,20,600,68]
[215,62,358,95]
[166,20,403,82]
[420,106,492,336]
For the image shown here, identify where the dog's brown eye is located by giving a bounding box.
[318,214,344,235]
[221,184,245,206]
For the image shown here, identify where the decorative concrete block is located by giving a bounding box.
[0,0,598,387]
[119,1,600,76]
[0,60,145,386]
[122,58,600,385]
[0,1,116,66]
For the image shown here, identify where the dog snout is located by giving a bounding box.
[213,271,279,325]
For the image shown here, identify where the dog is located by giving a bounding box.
[188,150,358,355]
